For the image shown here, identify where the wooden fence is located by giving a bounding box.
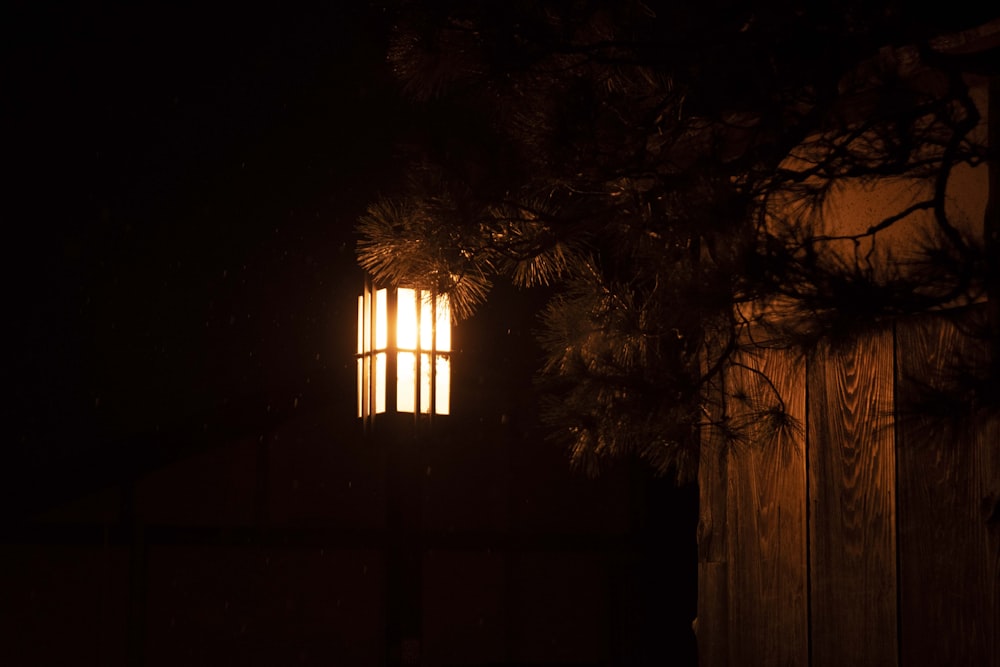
[697,312,1000,667]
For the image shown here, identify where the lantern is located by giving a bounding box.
[357,279,451,423]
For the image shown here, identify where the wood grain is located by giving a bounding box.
[702,313,999,666]
[698,365,730,667]
[725,345,808,667]
[698,358,730,568]
[808,329,898,667]
[896,314,1000,667]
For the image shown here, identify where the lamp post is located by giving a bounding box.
[357,276,451,666]
[357,278,451,426]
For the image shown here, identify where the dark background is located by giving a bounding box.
[3,3,697,665]
[7,3,398,470]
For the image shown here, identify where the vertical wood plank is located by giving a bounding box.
[808,329,898,667]
[698,373,729,667]
[896,314,1000,667]
[698,335,731,667]
[725,345,808,667]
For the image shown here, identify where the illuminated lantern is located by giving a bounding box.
[357,279,451,424]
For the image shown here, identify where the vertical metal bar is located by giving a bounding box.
[414,289,423,416]
[387,286,399,420]
[364,278,373,429]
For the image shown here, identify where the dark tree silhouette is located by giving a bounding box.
[357,0,1000,480]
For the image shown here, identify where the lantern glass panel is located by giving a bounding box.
[397,350,416,413]
[397,288,417,350]
[436,295,451,351]
[420,352,432,413]
[420,296,433,351]
[374,288,387,350]
[357,296,364,355]
[435,356,450,415]
[356,358,363,417]
[375,351,386,413]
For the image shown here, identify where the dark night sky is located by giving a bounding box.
[2,6,699,664]
[5,3,411,512]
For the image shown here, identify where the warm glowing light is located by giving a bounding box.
[397,288,418,350]
[435,355,450,414]
[436,296,451,351]
[397,351,416,413]
[420,298,433,350]
[420,352,432,413]
[357,282,451,420]
[375,289,387,350]
[375,352,386,413]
